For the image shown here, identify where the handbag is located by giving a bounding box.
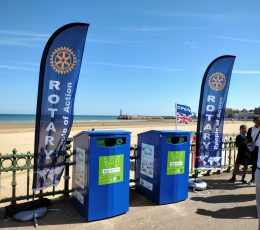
[247,130,260,152]
[247,142,256,152]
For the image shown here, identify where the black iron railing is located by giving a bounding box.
[0,137,237,205]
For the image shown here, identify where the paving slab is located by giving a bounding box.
[0,173,258,230]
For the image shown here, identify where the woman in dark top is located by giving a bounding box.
[229,124,248,183]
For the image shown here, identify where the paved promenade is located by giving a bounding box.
[0,172,258,230]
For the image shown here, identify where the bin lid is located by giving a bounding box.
[85,130,131,136]
[138,130,192,136]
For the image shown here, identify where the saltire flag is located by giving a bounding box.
[195,55,236,170]
[176,103,192,124]
[33,23,89,190]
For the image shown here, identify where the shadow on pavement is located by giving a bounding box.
[0,190,156,228]
[196,205,258,219]
[202,178,254,191]
[129,189,156,207]
[191,193,256,203]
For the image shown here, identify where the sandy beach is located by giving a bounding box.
[0,119,254,153]
[0,119,256,217]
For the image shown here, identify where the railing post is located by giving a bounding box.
[130,145,137,183]
[63,138,72,198]
[223,139,227,170]
[226,137,233,173]
[190,142,195,173]
[26,151,31,199]
[11,149,17,205]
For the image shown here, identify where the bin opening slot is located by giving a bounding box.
[166,136,187,144]
[96,137,126,147]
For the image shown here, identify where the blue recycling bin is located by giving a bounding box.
[136,130,191,204]
[71,130,131,221]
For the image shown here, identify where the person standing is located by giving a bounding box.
[253,117,260,230]
[247,116,260,185]
[229,124,248,183]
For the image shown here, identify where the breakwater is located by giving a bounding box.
[117,115,175,120]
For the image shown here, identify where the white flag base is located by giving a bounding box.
[188,178,207,191]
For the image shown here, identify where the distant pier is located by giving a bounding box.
[117,114,175,120]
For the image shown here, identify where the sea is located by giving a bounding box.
[0,114,117,123]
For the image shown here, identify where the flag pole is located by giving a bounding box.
[175,103,178,130]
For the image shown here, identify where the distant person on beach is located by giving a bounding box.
[229,124,248,183]
[247,116,260,185]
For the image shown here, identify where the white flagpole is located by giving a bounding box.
[175,103,178,130]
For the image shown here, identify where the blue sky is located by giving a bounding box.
[0,0,260,116]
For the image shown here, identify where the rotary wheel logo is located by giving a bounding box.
[208,72,226,91]
[50,47,76,74]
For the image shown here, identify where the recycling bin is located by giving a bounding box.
[136,130,191,204]
[71,130,131,221]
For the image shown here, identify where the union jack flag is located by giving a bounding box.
[176,112,192,124]
[176,104,192,124]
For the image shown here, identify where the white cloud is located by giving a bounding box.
[9,61,39,67]
[233,70,260,74]
[120,26,173,32]
[0,30,48,47]
[0,30,49,38]
[148,12,230,20]
[184,41,200,49]
[213,35,260,43]
[119,25,204,32]
[89,61,181,72]
[0,38,43,47]
[88,39,143,44]
[0,63,38,72]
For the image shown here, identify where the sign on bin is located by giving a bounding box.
[167,151,185,175]
[99,154,124,185]
[140,143,155,178]
[75,147,86,189]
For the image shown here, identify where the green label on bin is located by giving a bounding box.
[99,154,124,185]
[167,151,185,175]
